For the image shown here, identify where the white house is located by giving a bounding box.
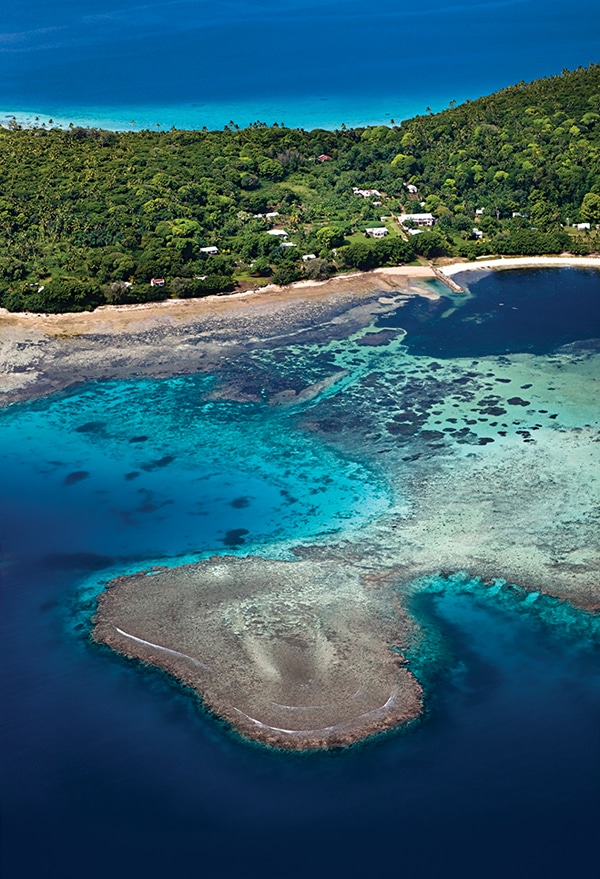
[399,212,435,227]
[200,245,219,254]
[265,211,279,219]
[267,229,288,237]
[472,228,484,239]
[281,241,297,247]
[353,187,382,198]
[574,222,591,231]
[302,254,317,261]
[366,227,389,238]
[475,207,485,216]
[406,183,418,194]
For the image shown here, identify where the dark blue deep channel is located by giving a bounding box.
[2,268,600,879]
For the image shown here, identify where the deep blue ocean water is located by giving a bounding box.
[1,268,599,878]
[1,0,599,129]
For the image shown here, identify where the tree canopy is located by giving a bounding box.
[1,65,599,312]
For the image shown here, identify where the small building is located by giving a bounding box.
[512,211,528,219]
[399,212,435,227]
[200,245,219,254]
[475,207,485,216]
[353,187,382,198]
[281,241,297,248]
[574,222,591,231]
[366,227,389,238]
[266,211,279,219]
[317,154,332,162]
[407,228,423,236]
[406,184,418,194]
[267,229,288,237]
[150,278,165,287]
[302,253,317,261]
[472,228,484,239]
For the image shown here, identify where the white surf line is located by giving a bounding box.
[233,690,398,735]
[115,627,211,670]
[269,702,329,711]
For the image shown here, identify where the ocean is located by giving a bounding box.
[1,268,599,878]
[1,0,599,130]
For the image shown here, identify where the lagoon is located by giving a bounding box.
[1,267,599,875]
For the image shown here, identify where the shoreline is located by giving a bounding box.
[440,255,600,278]
[0,265,436,336]
[1,256,599,336]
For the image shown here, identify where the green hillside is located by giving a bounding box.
[1,64,599,312]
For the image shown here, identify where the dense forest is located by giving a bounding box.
[1,65,600,312]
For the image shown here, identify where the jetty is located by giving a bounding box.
[431,266,465,293]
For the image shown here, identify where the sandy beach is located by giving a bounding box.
[440,255,600,277]
[0,265,437,406]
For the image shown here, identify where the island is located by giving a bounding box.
[1,67,599,751]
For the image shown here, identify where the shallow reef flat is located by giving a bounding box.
[3,267,598,749]
[93,557,423,749]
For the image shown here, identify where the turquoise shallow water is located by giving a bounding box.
[1,268,599,878]
[1,0,599,129]
[0,372,388,564]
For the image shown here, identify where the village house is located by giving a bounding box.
[574,222,591,230]
[265,212,279,219]
[366,227,389,238]
[399,212,435,227]
[302,254,317,261]
[267,229,288,237]
[317,154,332,162]
[406,184,418,194]
[353,187,382,198]
[150,278,165,287]
[200,245,219,254]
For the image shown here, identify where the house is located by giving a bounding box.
[302,254,317,261]
[200,245,219,254]
[574,222,591,231]
[512,211,528,219]
[317,154,332,162]
[475,207,485,216]
[406,184,418,194]
[267,229,288,237]
[266,211,279,219]
[472,228,484,239]
[399,212,435,227]
[353,187,382,198]
[366,227,389,238]
[281,241,297,247]
[150,278,165,287]
[407,228,423,236]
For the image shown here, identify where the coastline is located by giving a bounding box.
[4,255,599,750]
[0,266,435,337]
[439,255,600,277]
[0,265,437,407]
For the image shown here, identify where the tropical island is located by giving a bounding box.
[1,66,599,752]
[1,65,600,314]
